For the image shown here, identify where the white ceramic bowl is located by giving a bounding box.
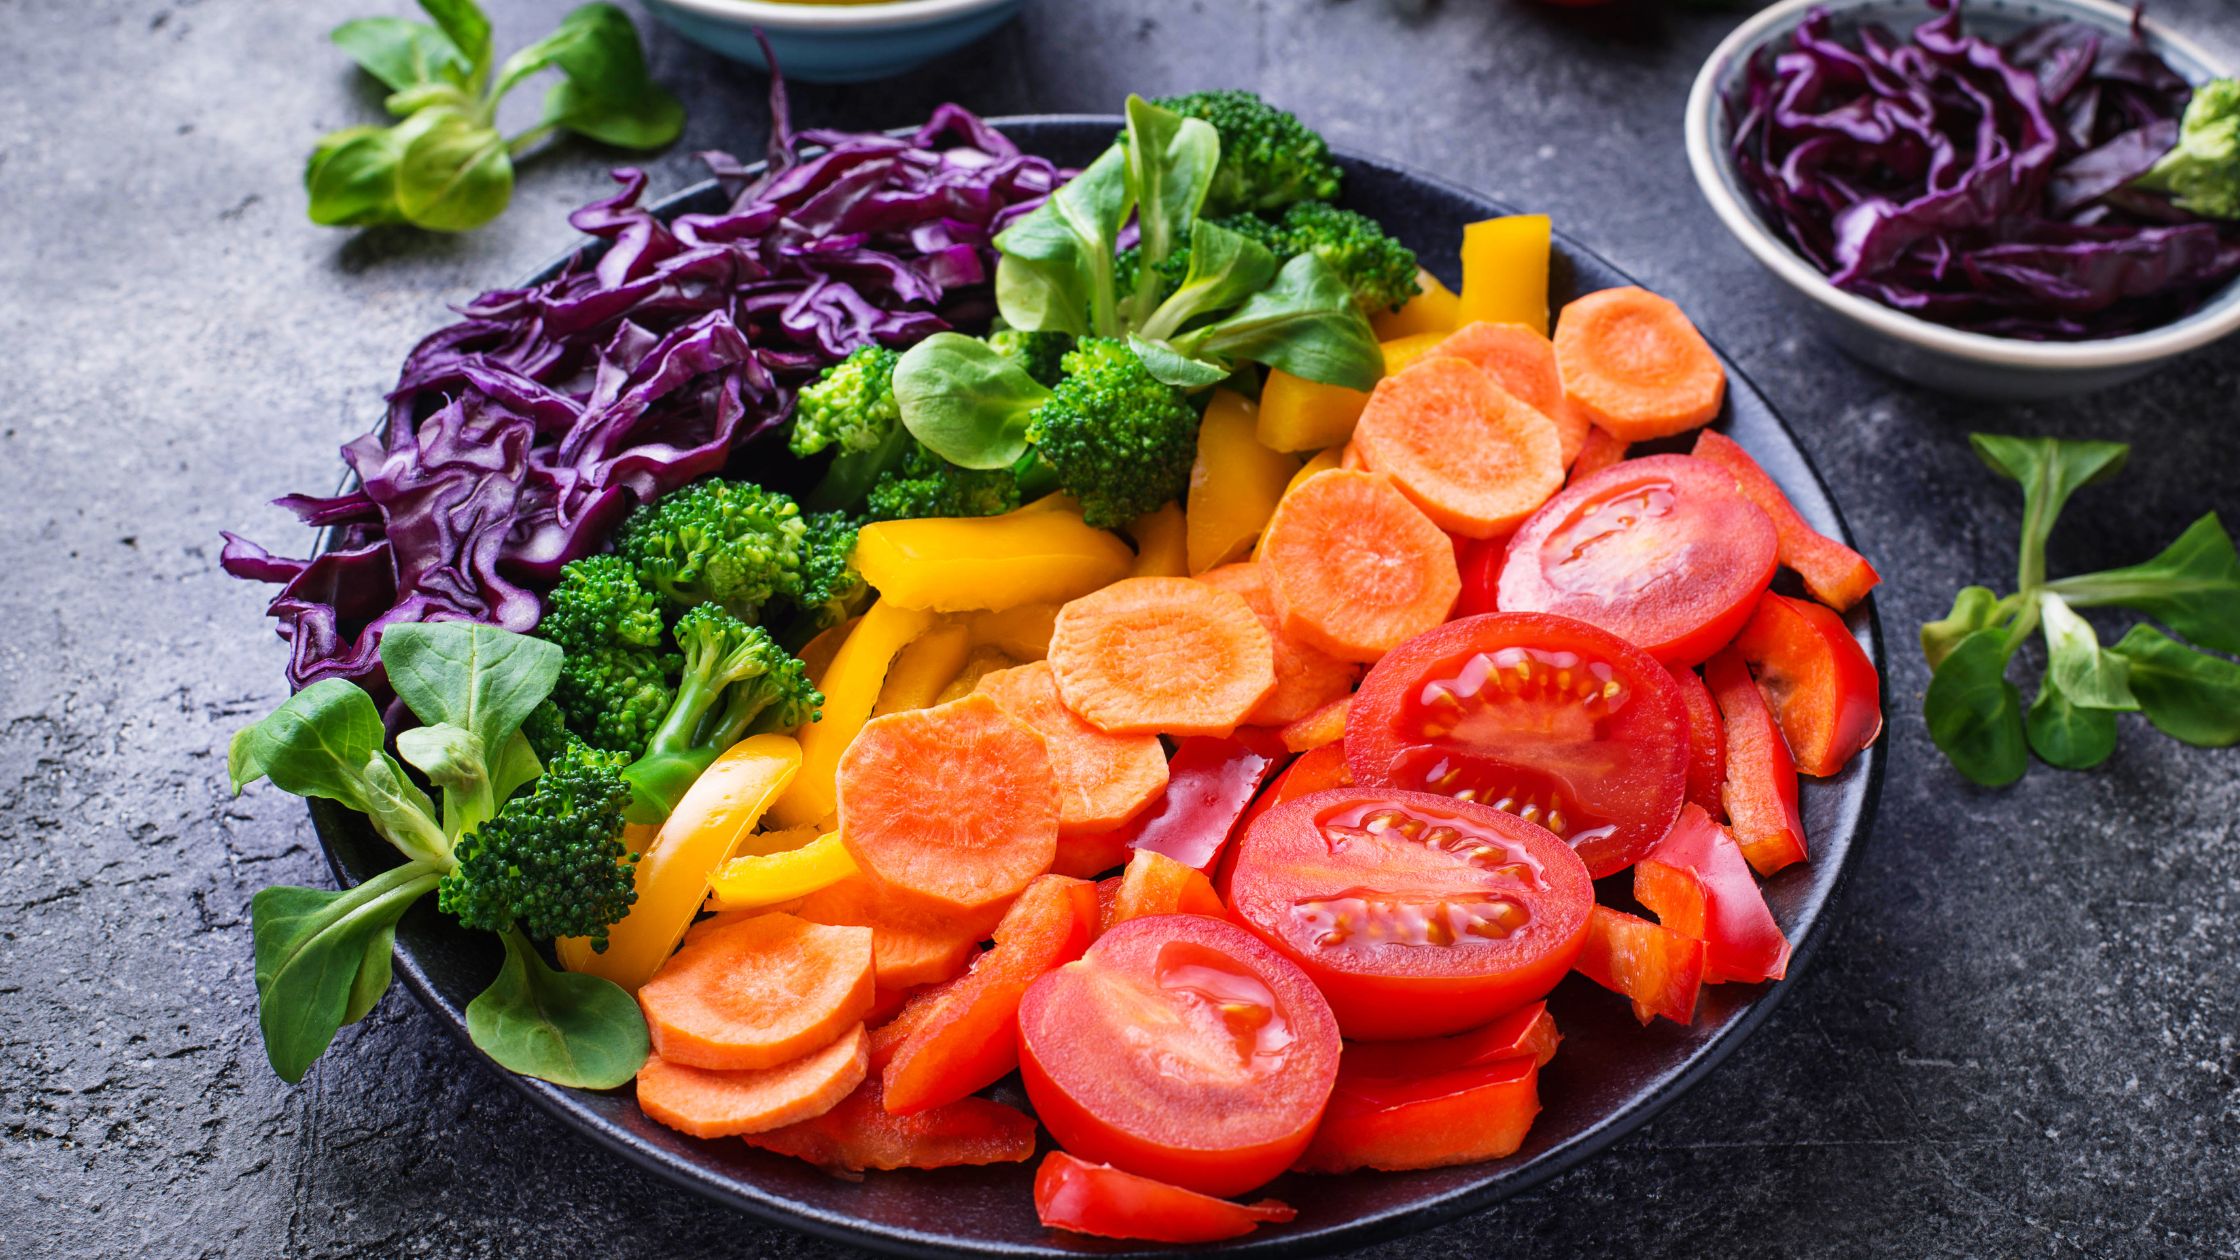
[643,0,1026,84]
[1685,0,2240,399]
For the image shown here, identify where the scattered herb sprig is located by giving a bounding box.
[307,0,682,232]
[1922,435,2240,785]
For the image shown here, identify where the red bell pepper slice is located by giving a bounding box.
[1668,662,1727,817]
[1704,647,1808,876]
[1733,591,1883,777]
[1337,999,1560,1080]
[1033,1152,1295,1243]
[1573,904,1705,1025]
[1636,803,1791,983]
[1110,732,1287,873]
[1293,1052,1542,1174]
[742,1074,1037,1173]
[1692,430,1880,611]
[1454,533,1510,618]
[1237,741,1352,835]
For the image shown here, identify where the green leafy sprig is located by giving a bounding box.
[308,0,682,232]
[1921,434,2240,785]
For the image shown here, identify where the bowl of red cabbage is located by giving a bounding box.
[1686,0,2240,399]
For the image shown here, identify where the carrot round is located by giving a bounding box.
[796,876,998,989]
[1197,562,1360,725]
[1048,577,1276,737]
[635,1023,869,1139]
[975,661,1169,834]
[636,912,875,1071]
[1260,469,1460,663]
[1554,286,1726,441]
[837,692,1060,915]
[1434,322,1564,417]
[1350,356,1564,538]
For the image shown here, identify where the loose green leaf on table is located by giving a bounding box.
[2025,681,2118,770]
[2109,625,2240,748]
[2038,593,2137,712]
[1924,628,2028,787]
[330,16,472,92]
[466,929,649,1089]
[1921,584,2005,670]
[2046,513,2240,655]
[1967,433,2128,588]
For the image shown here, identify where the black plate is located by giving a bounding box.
[311,116,1885,1258]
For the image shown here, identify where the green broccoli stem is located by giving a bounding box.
[805,423,912,513]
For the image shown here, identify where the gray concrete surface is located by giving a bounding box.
[3,0,2237,1256]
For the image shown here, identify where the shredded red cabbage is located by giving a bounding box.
[225,102,1060,689]
[1728,0,2240,340]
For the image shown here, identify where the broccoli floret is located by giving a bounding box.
[437,741,639,951]
[520,699,576,764]
[1112,245,1198,312]
[1271,201,1420,313]
[1152,90,1343,216]
[2133,78,2240,220]
[792,509,871,632]
[1027,338,1199,528]
[987,327,1074,388]
[615,478,807,621]
[536,554,677,757]
[791,347,913,510]
[620,603,823,823]
[867,445,1024,522]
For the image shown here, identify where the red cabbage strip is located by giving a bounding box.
[1729,0,2240,340]
[224,103,1060,689]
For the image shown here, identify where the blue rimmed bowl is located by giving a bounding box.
[1685,0,2240,400]
[643,0,1027,84]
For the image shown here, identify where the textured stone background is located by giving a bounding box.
[4,0,2238,1256]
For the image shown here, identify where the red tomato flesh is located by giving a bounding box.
[1574,904,1705,1025]
[1016,914,1341,1196]
[1496,453,1778,666]
[1033,1151,1296,1243]
[1225,788,1594,1039]
[1703,647,1808,876]
[1732,592,1882,778]
[1293,1052,1541,1174]
[1347,612,1689,877]
[1668,662,1727,817]
[1636,803,1790,984]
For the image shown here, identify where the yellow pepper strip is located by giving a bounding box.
[557,733,800,990]
[1257,368,1369,454]
[1372,269,1463,340]
[1126,502,1189,578]
[872,620,973,717]
[1016,491,1081,515]
[1378,331,1451,379]
[705,831,857,913]
[968,602,1057,659]
[796,615,859,686]
[937,643,1024,704]
[732,824,824,858]
[770,597,937,828]
[1186,389,1298,575]
[1459,214,1552,335]
[853,505,1133,613]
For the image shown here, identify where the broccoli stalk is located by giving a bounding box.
[791,346,914,511]
[2132,79,2240,220]
[618,603,822,824]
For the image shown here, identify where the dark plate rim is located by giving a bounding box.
[312,114,1886,1259]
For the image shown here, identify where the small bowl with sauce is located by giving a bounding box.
[644,0,1028,84]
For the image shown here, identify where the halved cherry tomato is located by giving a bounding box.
[1033,1152,1296,1243]
[1668,662,1726,817]
[1293,1052,1540,1173]
[1017,914,1341,1196]
[1225,788,1594,1039]
[1347,612,1689,877]
[1455,533,1510,618]
[1635,803,1789,984]
[1238,741,1351,834]
[1703,647,1808,876]
[1573,903,1704,1025]
[1496,453,1778,666]
[1732,592,1882,777]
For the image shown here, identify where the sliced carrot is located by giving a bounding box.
[1106,849,1225,925]
[1339,440,1367,471]
[1433,322,1564,418]
[1279,694,1351,752]
[975,660,1169,835]
[1350,356,1563,539]
[1261,469,1459,662]
[636,912,875,1070]
[1553,286,1726,441]
[1691,430,1881,610]
[1567,424,1630,482]
[1197,562,1360,725]
[864,983,919,1026]
[742,1073,1037,1172]
[797,876,1002,989]
[635,1024,869,1140]
[837,692,1059,914]
[1126,502,1189,577]
[1048,576,1276,737]
[882,874,1098,1114]
[1052,828,1135,881]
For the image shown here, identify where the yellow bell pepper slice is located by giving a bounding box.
[1257,368,1369,454]
[853,506,1133,613]
[558,733,800,990]
[796,615,859,685]
[1372,269,1463,340]
[1126,502,1189,577]
[732,824,824,858]
[1378,331,1451,379]
[705,831,857,913]
[1459,215,1551,335]
[1187,389,1299,574]
[937,643,1025,704]
[770,597,936,828]
[872,620,973,717]
[967,602,1057,660]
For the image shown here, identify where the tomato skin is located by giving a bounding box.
[1668,662,1727,817]
[1292,1054,1541,1174]
[1635,803,1789,984]
[1703,647,1808,876]
[1226,788,1595,1040]
[1016,914,1340,1197]
[1574,904,1705,1025]
[1455,533,1510,618]
[1495,453,1778,666]
[1032,1152,1296,1243]
[1347,612,1689,878]
[1732,592,1882,777]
